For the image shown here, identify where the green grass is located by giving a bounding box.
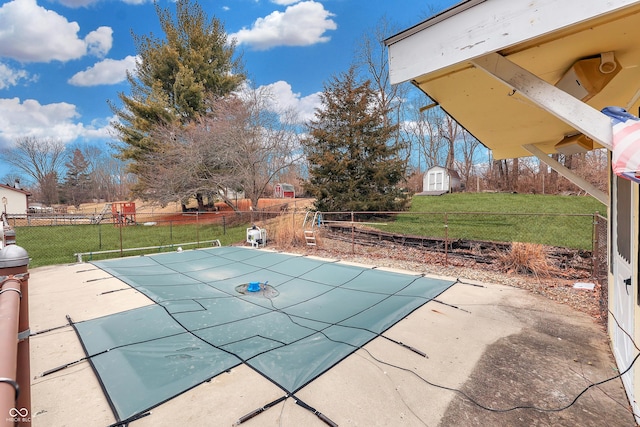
[16,222,249,268]
[408,192,605,214]
[376,193,605,250]
[14,193,606,267]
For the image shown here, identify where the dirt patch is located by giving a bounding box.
[69,198,314,225]
[72,200,181,215]
[73,198,310,215]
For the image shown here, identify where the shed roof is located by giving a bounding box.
[276,183,295,191]
[426,166,461,179]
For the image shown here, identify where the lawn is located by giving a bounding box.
[15,222,248,268]
[408,192,605,214]
[375,193,605,250]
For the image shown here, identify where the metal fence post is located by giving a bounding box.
[351,212,355,254]
[118,220,123,257]
[444,213,449,266]
[592,212,599,279]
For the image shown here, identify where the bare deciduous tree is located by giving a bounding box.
[454,129,483,188]
[354,17,411,163]
[138,88,303,210]
[405,103,447,173]
[61,142,133,202]
[231,87,304,209]
[91,156,134,202]
[439,114,461,171]
[1,137,66,205]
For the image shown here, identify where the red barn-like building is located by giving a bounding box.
[274,183,295,198]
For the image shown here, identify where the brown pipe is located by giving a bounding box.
[0,276,20,426]
[0,243,30,426]
[14,272,29,426]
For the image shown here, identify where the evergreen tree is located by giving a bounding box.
[303,67,409,212]
[110,0,245,196]
[63,149,91,208]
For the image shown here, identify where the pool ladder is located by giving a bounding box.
[302,211,322,246]
[92,203,112,224]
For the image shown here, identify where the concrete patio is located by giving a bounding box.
[27,251,634,426]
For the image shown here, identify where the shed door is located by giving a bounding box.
[429,171,445,191]
[612,175,637,419]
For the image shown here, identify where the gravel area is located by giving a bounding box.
[275,236,605,326]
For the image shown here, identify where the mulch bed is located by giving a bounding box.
[274,236,605,327]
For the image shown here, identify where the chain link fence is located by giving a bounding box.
[592,213,609,325]
[7,208,608,288]
[7,209,284,268]
[313,211,603,275]
[315,211,600,249]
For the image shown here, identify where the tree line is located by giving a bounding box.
[1,137,132,207]
[0,0,607,212]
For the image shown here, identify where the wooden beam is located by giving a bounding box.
[471,53,613,151]
[386,0,640,84]
[523,143,609,206]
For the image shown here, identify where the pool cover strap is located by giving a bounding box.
[232,395,288,426]
[295,397,338,427]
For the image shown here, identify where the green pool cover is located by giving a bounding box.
[75,246,455,423]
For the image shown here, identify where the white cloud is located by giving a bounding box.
[69,55,138,86]
[56,0,149,7]
[55,0,97,7]
[229,1,337,50]
[0,63,32,90]
[120,0,149,5]
[271,0,300,5]
[260,80,320,122]
[0,0,113,62]
[85,27,113,58]
[0,97,113,149]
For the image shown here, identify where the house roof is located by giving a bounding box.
[385,0,640,160]
[0,183,30,196]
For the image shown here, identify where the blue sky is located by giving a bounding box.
[0,0,458,179]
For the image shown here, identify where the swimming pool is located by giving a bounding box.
[74,246,455,423]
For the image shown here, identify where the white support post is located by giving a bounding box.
[471,52,613,151]
[523,144,609,206]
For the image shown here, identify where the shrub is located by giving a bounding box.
[498,242,554,277]
[269,213,321,249]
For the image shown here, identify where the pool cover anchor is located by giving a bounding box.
[294,397,338,427]
[232,394,288,426]
[30,315,74,337]
[107,410,151,427]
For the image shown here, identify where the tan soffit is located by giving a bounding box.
[387,0,640,160]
